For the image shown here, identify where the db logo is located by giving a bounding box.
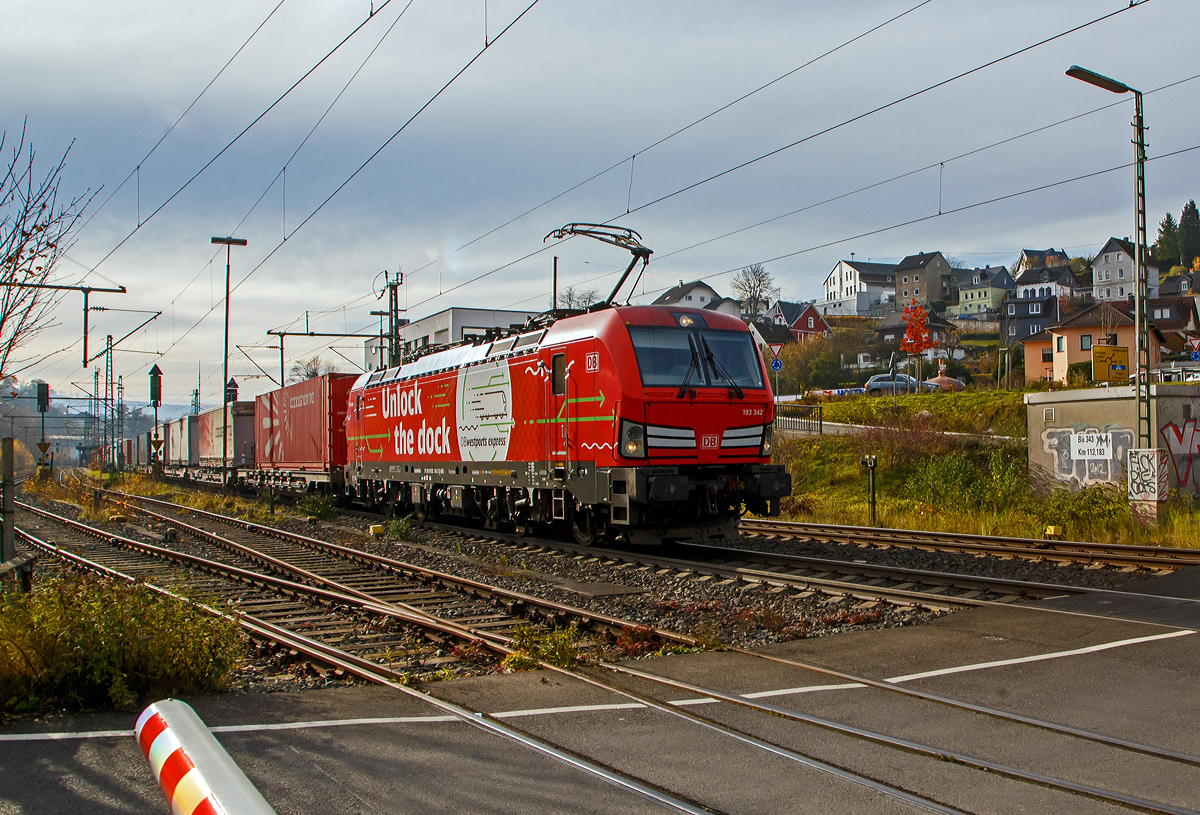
[701,434,719,449]
[585,353,599,372]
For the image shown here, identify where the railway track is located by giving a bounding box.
[739,517,1200,572]
[25,491,1200,814]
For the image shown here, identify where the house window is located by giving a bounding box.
[1008,326,1017,336]
[1116,252,1123,261]
[903,290,908,298]
[1105,254,1111,263]
[1056,336,1064,352]
[1119,287,1125,297]
[1031,324,1040,334]
[808,317,814,328]
[1118,268,1124,279]
[1008,304,1015,315]
[1081,334,1092,350]
[698,296,706,302]
[1105,288,1111,298]
[685,295,692,300]
[914,275,920,282]
[1107,333,1118,346]
[914,288,920,296]
[1030,303,1041,315]
[1042,348,1053,362]
[974,276,980,284]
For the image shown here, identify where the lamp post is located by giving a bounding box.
[1066,65,1149,449]
[211,236,247,488]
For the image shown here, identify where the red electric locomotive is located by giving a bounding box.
[343,225,791,544]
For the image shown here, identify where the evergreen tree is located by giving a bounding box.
[1155,212,1179,268]
[1180,200,1200,272]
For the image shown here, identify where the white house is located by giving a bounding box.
[1092,237,1159,302]
[819,259,897,316]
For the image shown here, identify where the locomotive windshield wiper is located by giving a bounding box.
[700,336,744,399]
[677,335,702,399]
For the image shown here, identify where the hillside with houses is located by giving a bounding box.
[667,210,1200,394]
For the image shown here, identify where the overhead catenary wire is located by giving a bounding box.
[70,0,291,250]
[118,0,544,387]
[606,1,1150,224]
[399,1,1154,318]
[453,0,934,253]
[652,71,1200,264]
[499,142,1200,309]
[79,0,401,278]
[119,0,417,365]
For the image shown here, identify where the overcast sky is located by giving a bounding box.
[3,0,1198,406]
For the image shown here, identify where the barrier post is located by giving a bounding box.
[136,699,277,815]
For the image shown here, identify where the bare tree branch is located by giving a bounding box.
[557,285,598,310]
[288,355,340,383]
[0,122,93,378]
[730,263,778,318]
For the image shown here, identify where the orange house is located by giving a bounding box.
[1023,302,1162,383]
[1020,330,1054,382]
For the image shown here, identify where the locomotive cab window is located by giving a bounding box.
[627,326,764,389]
[552,353,566,395]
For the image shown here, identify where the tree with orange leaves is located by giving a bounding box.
[901,298,934,390]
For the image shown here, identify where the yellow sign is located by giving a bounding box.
[1092,345,1130,381]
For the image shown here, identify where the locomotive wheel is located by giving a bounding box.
[571,507,602,547]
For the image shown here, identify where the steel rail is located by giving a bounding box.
[725,645,1200,768]
[14,530,715,815]
[101,490,698,646]
[21,509,974,814]
[739,518,1200,570]
[419,520,986,610]
[49,495,1187,813]
[601,663,1200,815]
[17,502,506,653]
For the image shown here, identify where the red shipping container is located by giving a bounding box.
[255,374,356,472]
[198,402,256,467]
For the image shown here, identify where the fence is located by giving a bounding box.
[775,404,823,434]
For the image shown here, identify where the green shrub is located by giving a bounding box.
[296,492,339,520]
[387,515,414,541]
[0,575,242,712]
[506,623,581,669]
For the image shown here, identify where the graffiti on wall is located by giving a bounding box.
[1160,419,1200,487]
[1040,424,1134,488]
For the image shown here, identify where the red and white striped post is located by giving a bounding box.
[135,699,277,815]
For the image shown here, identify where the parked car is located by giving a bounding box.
[923,375,967,393]
[864,373,939,395]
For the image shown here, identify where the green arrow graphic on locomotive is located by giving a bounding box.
[527,390,613,424]
[347,432,390,455]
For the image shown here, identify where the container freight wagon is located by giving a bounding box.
[198,402,256,476]
[165,416,199,470]
[253,373,355,493]
[133,432,150,469]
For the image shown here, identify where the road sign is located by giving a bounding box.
[1192,351,1200,362]
[1092,345,1130,381]
[36,442,50,454]
[1190,337,1200,352]
[768,343,784,358]
[151,439,164,451]
[770,358,783,372]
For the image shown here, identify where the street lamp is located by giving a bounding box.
[211,236,247,487]
[1066,66,1149,449]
